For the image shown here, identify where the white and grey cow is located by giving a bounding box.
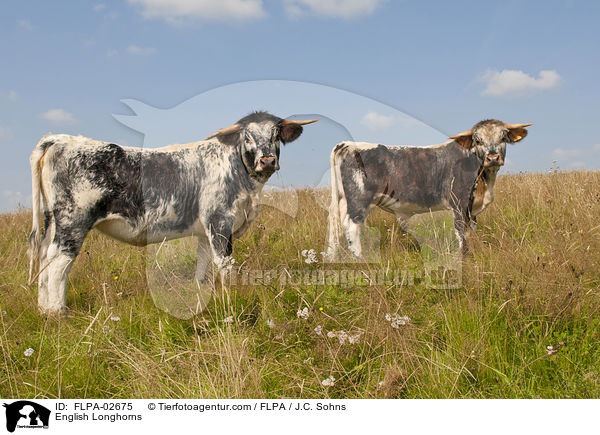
[28,111,318,314]
[326,120,531,259]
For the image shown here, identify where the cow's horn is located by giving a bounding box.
[281,119,319,126]
[205,123,240,140]
[448,129,472,139]
[504,123,533,129]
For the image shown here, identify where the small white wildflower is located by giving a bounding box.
[301,249,318,264]
[336,330,349,345]
[24,348,34,357]
[348,332,362,345]
[223,316,234,323]
[110,316,120,322]
[546,345,554,351]
[392,316,411,328]
[377,381,385,388]
[221,256,236,270]
[386,313,411,329]
[321,375,335,387]
[266,319,275,329]
[296,307,309,320]
[314,325,322,335]
[325,330,361,345]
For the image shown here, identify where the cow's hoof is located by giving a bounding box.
[323,250,339,263]
[39,306,67,317]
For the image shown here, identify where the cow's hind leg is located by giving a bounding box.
[395,213,410,234]
[37,229,53,309]
[342,194,374,259]
[44,243,75,314]
[342,214,364,258]
[41,219,91,315]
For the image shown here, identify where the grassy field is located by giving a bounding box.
[1,170,600,399]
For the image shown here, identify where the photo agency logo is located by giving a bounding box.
[114,80,464,319]
[3,401,50,432]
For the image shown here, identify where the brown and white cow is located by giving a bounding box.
[326,120,531,259]
[28,111,318,314]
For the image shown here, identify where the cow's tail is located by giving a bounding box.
[28,138,51,285]
[325,143,348,261]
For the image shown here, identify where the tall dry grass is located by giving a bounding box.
[1,170,599,398]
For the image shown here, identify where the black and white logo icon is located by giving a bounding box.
[3,401,50,432]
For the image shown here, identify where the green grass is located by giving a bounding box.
[1,171,600,398]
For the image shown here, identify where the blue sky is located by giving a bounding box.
[1,0,599,211]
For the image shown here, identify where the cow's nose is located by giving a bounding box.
[485,153,502,165]
[259,156,278,170]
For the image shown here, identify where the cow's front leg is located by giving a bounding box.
[452,208,468,254]
[205,213,235,284]
[194,238,213,285]
[467,215,477,234]
[193,237,217,312]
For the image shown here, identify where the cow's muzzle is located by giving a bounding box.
[256,156,279,176]
[484,153,503,167]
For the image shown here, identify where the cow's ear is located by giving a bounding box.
[449,130,473,149]
[279,124,303,144]
[279,119,319,144]
[505,123,532,143]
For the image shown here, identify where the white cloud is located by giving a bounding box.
[93,3,106,12]
[0,126,13,143]
[128,0,265,23]
[360,111,396,130]
[8,90,18,101]
[285,0,385,18]
[41,109,76,124]
[552,145,600,170]
[480,69,562,97]
[552,148,584,159]
[2,190,31,210]
[17,19,34,31]
[106,49,119,57]
[127,45,157,55]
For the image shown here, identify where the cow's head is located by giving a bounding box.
[449,120,532,169]
[206,112,318,182]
